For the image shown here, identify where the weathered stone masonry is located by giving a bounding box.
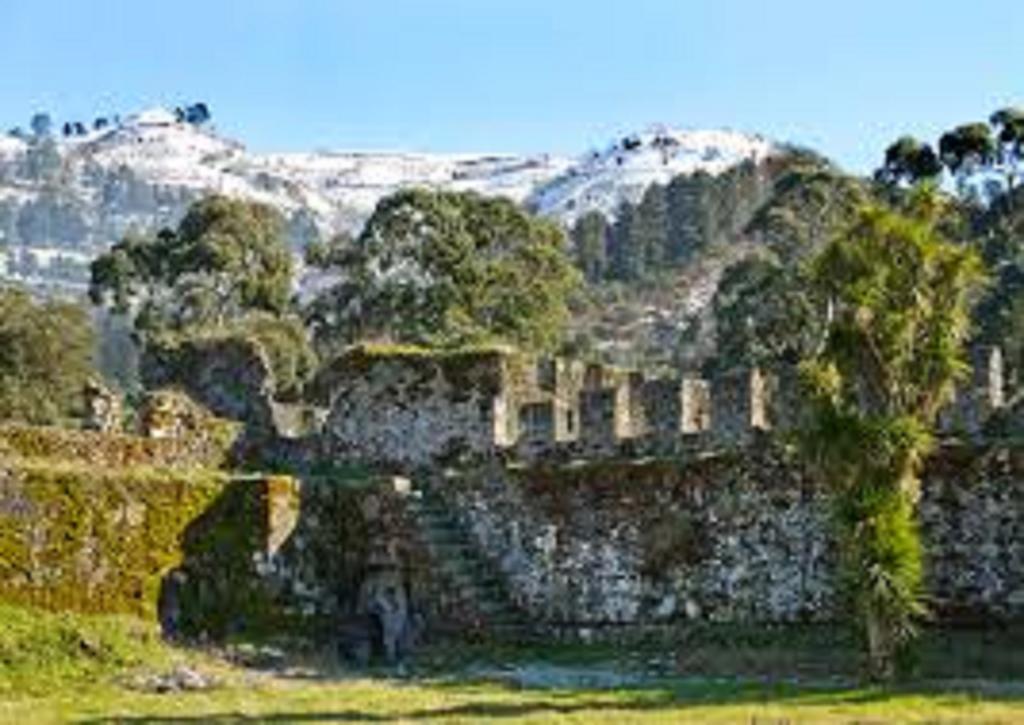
[317,345,1009,468]
[1,343,1021,644]
[429,448,1024,627]
[305,344,1022,630]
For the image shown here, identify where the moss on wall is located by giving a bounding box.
[0,421,238,470]
[0,457,228,618]
[171,475,300,639]
[0,453,312,639]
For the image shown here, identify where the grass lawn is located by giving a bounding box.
[6,675,1024,723]
[2,604,1023,723]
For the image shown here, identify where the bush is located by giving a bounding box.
[0,287,96,425]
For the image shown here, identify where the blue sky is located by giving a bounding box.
[0,1,1020,172]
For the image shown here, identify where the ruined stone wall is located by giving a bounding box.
[0,420,238,470]
[435,452,833,626]
[315,344,1010,469]
[141,336,278,437]
[315,346,520,467]
[432,446,1024,627]
[0,456,231,618]
[3,433,1023,638]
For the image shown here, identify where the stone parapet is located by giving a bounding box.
[318,346,1010,467]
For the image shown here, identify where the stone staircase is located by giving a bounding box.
[405,482,535,640]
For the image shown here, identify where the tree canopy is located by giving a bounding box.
[305,189,580,353]
[89,195,295,335]
[0,287,97,425]
[876,137,943,186]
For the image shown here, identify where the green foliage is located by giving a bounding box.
[579,159,777,285]
[811,194,985,420]
[89,195,295,336]
[0,458,227,618]
[233,314,317,399]
[876,137,942,186]
[0,287,96,425]
[710,159,865,370]
[747,157,867,264]
[799,192,985,679]
[571,210,610,282]
[713,256,823,369]
[0,603,174,696]
[306,188,580,353]
[150,313,318,401]
[630,183,669,273]
[939,123,996,176]
[303,230,354,270]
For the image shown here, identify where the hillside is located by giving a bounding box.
[0,108,775,293]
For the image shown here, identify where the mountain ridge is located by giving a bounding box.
[0,106,777,292]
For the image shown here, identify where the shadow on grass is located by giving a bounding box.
[75,623,1024,723]
[75,677,1024,724]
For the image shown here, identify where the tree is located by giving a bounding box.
[713,256,823,369]
[0,286,97,425]
[30,112,52,138]
[799,190,985,679]
[747,158,867,264]
[608,200,636,280]
[306,189,580,353]
[185,103,211,125]
[631,184,669,272]
[876,136,942,186]
[666,172,712,262]
[571,211,610,282]
[939,123,995,182]
[89,195,295,336]
[989,107,1024,194]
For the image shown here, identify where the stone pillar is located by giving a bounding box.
[553,359,585,443]
[680,378,711,434]
[939,345,1005,437]
[710,367,771,446]
[625,371,647,438]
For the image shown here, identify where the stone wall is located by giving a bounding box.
[316,345,1010,468]
[0,420,238,470]
[3,433,1023,639]
[434,452,833,626]
[315,346,520,467]
[0,451,493,646]
[430,445,1024,627]
[141,335,278,437]
[0,457,230,617]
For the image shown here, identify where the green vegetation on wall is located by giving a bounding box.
[799,189,986,679]
[0,457,227,617]
[0,420,238,471]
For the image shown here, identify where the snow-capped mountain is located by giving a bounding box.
[0,108,776,290]
[531,126,774,224]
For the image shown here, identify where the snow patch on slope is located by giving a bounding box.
[0,108,778,264]
[530,127,774,224]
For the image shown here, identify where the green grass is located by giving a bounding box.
[0,604,171,696]
[2,603,1024,723]
[6,673,1024,723]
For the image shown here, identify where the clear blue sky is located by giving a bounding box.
[1,1,1020,172]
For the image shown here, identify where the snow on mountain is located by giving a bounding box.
[529,126,775,224]
[0,108,778,292]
